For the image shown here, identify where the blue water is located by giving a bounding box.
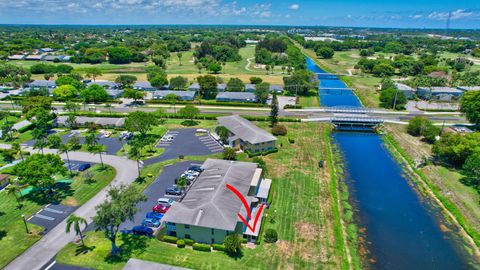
[306,57,362,107]
[306,58,473,269]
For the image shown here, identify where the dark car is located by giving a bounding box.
[146,212,164,220]
[188,165,203,172]
[132,225,153,236]
[165,186,182,196]
[78,163,91,172]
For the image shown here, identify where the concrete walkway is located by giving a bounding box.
[0,145,139,270]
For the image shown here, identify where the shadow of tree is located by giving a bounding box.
[75,245,96,256]
[24,182,74,205]
[0,230,7,240]
[103,234,149,264]
[181,120,198,127]
[460,176,480,193]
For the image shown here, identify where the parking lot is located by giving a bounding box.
[120,160,199,231]
[27,204,78,232]
[144,128,223,165]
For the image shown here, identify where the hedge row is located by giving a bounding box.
[211,244,226,251]
[162,235,178,244]
[147,99,268,108]
[192,243,211,252]
[246,148,279,158]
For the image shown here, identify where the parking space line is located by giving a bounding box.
[35,214,55,221]
[44,207,64,214]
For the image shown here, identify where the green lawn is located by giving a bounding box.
[0,163,116,268]
[56,122,351,270]
[299,95,320,108]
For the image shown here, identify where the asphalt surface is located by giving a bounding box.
[28,204,78,232]
[144,128,223,165]
[0,146,139,270]
[24,133,124,155]
[120,160,199,231]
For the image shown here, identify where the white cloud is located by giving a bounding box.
[288,4,299,10]
[410,14,423,19]
[428,9,475,20]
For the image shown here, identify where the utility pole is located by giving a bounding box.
[392,89,399,110]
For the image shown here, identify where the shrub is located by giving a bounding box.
[212,244,226,251]
[223,148,237,160]
[192,243,211,252]
[288,135,295,144]
[162,235,178,244]
[184,239,195,246]
[177,239,186,248]
[264,229,278,243]
[224,234,243,256]
[272,124,287,136]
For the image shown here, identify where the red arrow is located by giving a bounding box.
[226,184,251,219]
[226,184,265,233]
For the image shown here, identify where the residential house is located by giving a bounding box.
[216,92,257,103]
[0,174,10,190]
[269,84,284,94]
[39,48,55,53]
[87,80,119,90]
[8,55,26,60]
[162,158,271,243]
[188,83,200,92]
[152,90,196,101]
[55,116,125,128]
[43,55,63,62]
[25,55,45,61]
[417,87,464,101]
[134,81,159,91]
[217,84,227,92]
[394,83,415,99]
[28,80,56,90]
[245,84,256,92]
[216,115,276,153]
[106,89,124,99]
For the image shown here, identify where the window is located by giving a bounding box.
[211,238,215,244]
[185,234,191,239]
[184,224,190,229]
[211,228,215,235]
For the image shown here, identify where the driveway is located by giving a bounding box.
[1,146,138,270]
[120,160,199,231]
[144,129,223,165]
[28,204,78,233]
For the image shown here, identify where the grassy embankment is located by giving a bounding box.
[57,121,354,270]
[382,124,480,259]
[0,164,116,268]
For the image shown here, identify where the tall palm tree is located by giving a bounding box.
[89,145,104,168]
[6,183,22,208]
[128,146,142,175]
[66,214,88,246]
[11,141,24,161]
[58,143,73,176]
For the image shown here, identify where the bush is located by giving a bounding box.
[272,124,287,136]
[177,239,186,248]
[184,239,195,246]
[162,235,178,244]
[223,148,237,160]
[288,135,295,144]
[224,234,243,256]
[264,229,278,243]
[192,243,211,252]
[212,244,226,251]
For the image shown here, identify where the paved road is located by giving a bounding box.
[0,146,139,270]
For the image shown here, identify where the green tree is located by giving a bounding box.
[66,214,88,246]
[81,84,109,103]
[372,63,395,77]
[55,76,84,90]
[460,91,480,127]
[255,82,270,104]
[84,67,102,82]
[13,154,67,194]
[316,47,335,59]
[123,88,145,101]
[422,124,440,144]
[6,183,22,208]
[463,151,480,179]
[165,93,180,114]
[407,116,431,136]
[47,134,62,148]
[178,104,200,122]
[149,74,168,89]
[223,234,242,256]
[223,148,237,160]
[197,75,218,99]
[250,77,263,84]
[115,75,137,88]
[93,185,147,255]
[207,62,222,74]
[58,142,74,176]
[128,144,143,175]
[177,52,183,66]
[90,144,105,168]
[270,93,279,127]
[169,76,188,90]
[125,111,158,137]
[108,47,132,64]
[226,78,245,92]
[283,70,317,96]
[215,126,229,144]
[68,136,81,150]
[264,228,278,243]
[379,88,407,110]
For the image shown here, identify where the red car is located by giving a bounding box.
[152,204,170,213]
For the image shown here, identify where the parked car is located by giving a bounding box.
[185,170,200,176]
[146,212,164,220]
[188,165,203,172]
[142,218,160,228]
[160,135,174,142]
[132,225,153,236]
[78,163,91,172]
[180,174,195,181]
[152,204,170,213]
[157,198,174,206]
[119,131,133,140]
[165,186,182,196]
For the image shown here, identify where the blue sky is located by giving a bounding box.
[0,0,479,28]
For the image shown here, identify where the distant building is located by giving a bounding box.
[188,83,200,92]
[87,80,119,90]
[216,92,257,103]
[25,55,45,61]
[43,55,64,62]
[28,80,56,89]
[417,87,464,101]
[152,90,196,101]
[269,84,284,94]
[162,158,271,243]
[106,89,124,99]
[39,48,55,53]
[394,83,415,99]
[245,84,256,92]
[0,174,10,190]
[55,116,125,128]
[245,39,260,44]
[8,55,26,60]
[133,81,158,91]
[457,86,480,92]
[217,84,227,92]
[217,115,276,154]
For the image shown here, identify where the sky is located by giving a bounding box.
[0,0,479,29]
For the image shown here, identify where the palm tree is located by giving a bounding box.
[89,145,104,168]
[6,183,22,208]
[128,146,142,175]
[11,141,24,161]
[104,103,112,113]
[59,143,73,176]
[177,52,183,66]
[66,214,88,246]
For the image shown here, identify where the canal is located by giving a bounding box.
[306,57,474,269]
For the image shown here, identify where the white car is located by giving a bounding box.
[185,170,200,176]
[160,135,174,142]
[157,198,174,206]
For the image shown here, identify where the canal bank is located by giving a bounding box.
[306,57,476,269]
